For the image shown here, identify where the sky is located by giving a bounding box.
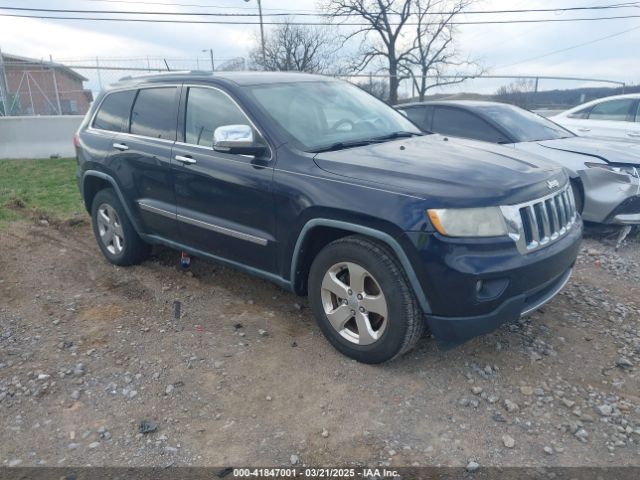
[0,0,639,96]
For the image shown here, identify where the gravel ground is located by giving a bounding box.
[0,220,639,469]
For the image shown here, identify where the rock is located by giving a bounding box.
[165,385,174,395]
[471,386,483,395]
[73,364,85,376]
[258,329,268,337]
[504,399,519,413]
[616,357,634,368]
[138,420,158,434]
[88,442,100,449]
[128,390,138,399]
[37,374,50,380]
[520,386,534,396]
[266,395,272,401]
[502,434,515,448]
[492,412,507,423]
[68,443,80,450]
[70,390,81,400]
[8,459,22,467]
[596,404,613,416]
[465,461,480,472]
[321,429,329,438]
[213,361,225,369]
[575,429,589,442]
[543,446,554,455]
[290,454,299,465]
[562,398,576,408]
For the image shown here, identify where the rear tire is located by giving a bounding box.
[91,188,149,266]
[308,235,425,364]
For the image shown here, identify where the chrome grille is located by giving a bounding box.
[501,184,578,254]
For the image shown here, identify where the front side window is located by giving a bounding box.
[92,90,136,132]
[130,87,178,140]
[588,99,634,122]
[399,107,428,129]
[184,87,262,148]
[248,81,420,152]
[476,104,573,142]
[634,102,640,123]
[432,107,506,143]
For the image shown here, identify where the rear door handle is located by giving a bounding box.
[628,132,640,138]
[113,142,129,151]
[175,155,196,165]
[577,128,591,132]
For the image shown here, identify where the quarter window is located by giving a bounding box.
[92,90,136,132]
[184,87,262,148]
[130,87,178,140]
[587,99,634,122]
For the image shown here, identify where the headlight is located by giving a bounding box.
[427,207,508,237]
[585,162,639,178]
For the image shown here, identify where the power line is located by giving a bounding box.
[2,3,640,18]
[3,11,640,25]
[496,24,640,69]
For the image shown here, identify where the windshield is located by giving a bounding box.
[477,104,575,142]
[248,81,421,152]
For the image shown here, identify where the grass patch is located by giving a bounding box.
[0,158,84,225]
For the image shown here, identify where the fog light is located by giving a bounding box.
[476,278,509,301]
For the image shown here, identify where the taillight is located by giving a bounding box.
[73,134,80,148]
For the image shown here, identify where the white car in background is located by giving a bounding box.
[550,93,640,141]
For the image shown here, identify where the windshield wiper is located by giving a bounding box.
[310,140,376,153]
[370,131,423,142]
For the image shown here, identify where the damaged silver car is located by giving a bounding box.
[396,100,640,226]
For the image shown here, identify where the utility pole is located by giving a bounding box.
[202,49,214,72]
[0,47,8,116]
[245,0,266,66]
[50,54,63,115]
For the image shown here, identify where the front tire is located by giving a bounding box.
[308,235,425,364]
[91,188,149,266]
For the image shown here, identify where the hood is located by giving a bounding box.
[536,137,640,166]
[313,135,567,208]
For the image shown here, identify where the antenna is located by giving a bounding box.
[163,59,170,71]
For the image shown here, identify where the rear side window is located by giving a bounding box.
[92,90,136,132]
[587,99,634,122]
[432,107,505,143]
[130,87,178,140]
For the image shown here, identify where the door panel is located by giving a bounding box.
[107,135,177,239]
[172,85,276,273]
[171,145,276,272]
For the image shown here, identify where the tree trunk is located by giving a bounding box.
[388,60,399,104]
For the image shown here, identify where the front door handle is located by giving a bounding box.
[577,128,591,132]
[175,155,196,165]
[628,132,640,138]
[113,142,129,151]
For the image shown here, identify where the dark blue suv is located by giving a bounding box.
[75,72,582,363]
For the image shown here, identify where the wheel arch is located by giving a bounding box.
[82,170,143,234]
[290,219,431,314]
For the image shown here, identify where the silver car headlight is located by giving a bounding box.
[585,162,639,178]
[427,207,508,237]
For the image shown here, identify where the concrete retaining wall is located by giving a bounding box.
[0,115,84,159]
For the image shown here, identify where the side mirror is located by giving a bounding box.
[213,124,266,156]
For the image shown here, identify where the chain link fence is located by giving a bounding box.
[0,54,633,117]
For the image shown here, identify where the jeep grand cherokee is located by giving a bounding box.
[75,72,582,363]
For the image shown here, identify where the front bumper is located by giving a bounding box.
[404,219,582,348]
[579,169,640,224]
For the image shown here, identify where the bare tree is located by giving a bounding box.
[249,20,337,73]
[401,0,484,101]
[356,77,389,100]
[323,0,480,103]
[323,0,413,104]
[216,57,247,72]
[494,79,537,109]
